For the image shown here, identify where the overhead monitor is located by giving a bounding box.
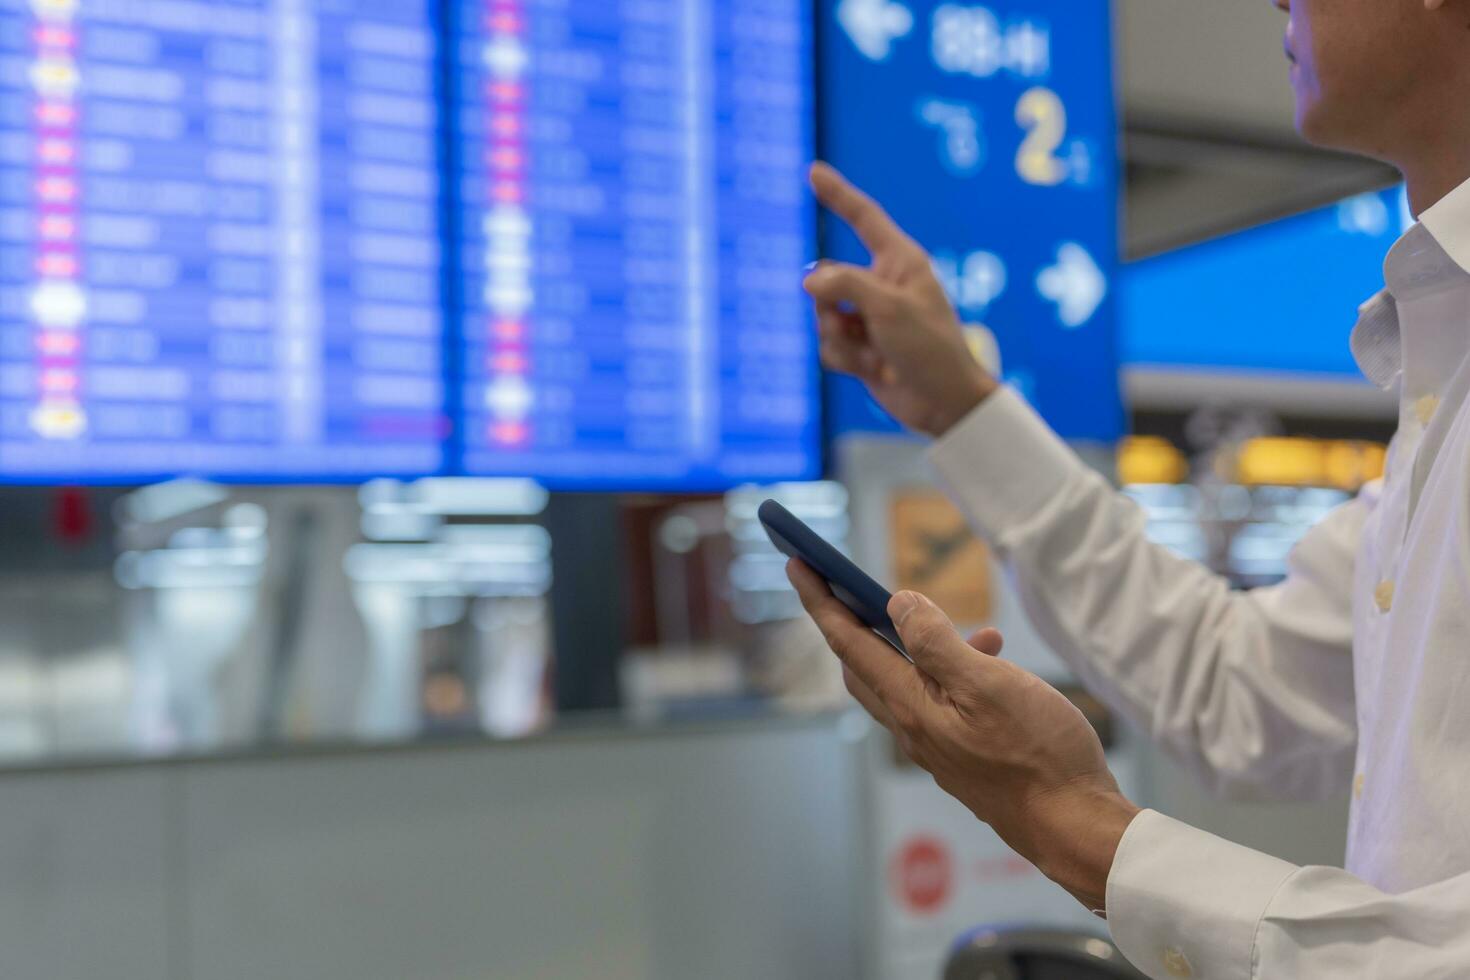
[0,0,821,488]
[1,0,446,481]
[452,0,819,489]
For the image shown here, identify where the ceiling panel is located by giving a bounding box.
[1119,0,1297,136]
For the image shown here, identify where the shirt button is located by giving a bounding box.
[1161,946,1194,978]
[1354,772,1366,800]
[1414,394,1440,426]
[1374,579,1395,613]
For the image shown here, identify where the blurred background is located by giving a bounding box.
[0,0,1400,977]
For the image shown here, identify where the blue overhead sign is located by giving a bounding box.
[1121,188,1410,380]
[819,0,1122,442]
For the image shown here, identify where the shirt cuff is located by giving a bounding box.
[925,385,1087,548]
[1107,809,1298,980]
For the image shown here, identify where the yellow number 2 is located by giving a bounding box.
[1014,86,1068,187]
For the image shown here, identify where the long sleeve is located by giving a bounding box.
[927,387,1362,801]
[1107,809,1470,979]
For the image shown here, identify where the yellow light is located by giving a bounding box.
[961,324,999,371]
[1117,436,1188,485]
[1322,440,1389,491]
[1235,437,1325,487]
[29,403,86,440]
[1362,443,1387,482]
[29,59,80,99]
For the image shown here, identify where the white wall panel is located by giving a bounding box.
[177,724,863,980]
[0,767,174,980]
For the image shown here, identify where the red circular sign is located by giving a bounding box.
[890,835,953,915]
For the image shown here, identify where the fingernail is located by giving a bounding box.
[890,591,918,623]
[802,260,820,274]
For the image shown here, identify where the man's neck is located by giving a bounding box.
[1403,158,1470,219]
[1394,98,1470,218]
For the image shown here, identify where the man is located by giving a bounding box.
[795,0,1470,975]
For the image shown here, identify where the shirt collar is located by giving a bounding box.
[1421,175,1470,275]
[1351,177,1470,389]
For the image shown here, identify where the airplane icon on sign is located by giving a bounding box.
[838,0,914,61]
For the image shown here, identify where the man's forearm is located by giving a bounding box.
[928,388,1361,801]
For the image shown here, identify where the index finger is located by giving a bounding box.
[810,161,914,258]
[786,558,920,720]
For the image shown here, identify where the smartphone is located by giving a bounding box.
[758,499,909,659]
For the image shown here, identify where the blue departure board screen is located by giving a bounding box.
[819,0,1122,443]
[0,0,820,488]
[454,0,819,489]
[0,0,446,481]
[1121,187,1409,378]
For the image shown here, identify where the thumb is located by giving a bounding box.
[966,627,1004,658]
[888,591,989,692]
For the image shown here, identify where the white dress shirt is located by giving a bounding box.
[927,176,1470,978]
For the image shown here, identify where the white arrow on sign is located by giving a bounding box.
[837,0,914,62]
[1036,243,1107,328]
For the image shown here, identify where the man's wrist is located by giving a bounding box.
[1027,788,1141,915]
[923,372,999,437]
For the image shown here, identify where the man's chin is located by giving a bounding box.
[1294,112,1386,167]
[1293,100,1340,151]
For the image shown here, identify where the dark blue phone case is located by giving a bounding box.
[758,499,909,659]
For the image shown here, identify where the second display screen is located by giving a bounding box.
[455,0,818,489]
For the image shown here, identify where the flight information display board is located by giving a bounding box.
[454,0,819,489]
[1121,187,1409,378]
[0,0,446,481]
[0,0,820,489]
[819,0,1122,442]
